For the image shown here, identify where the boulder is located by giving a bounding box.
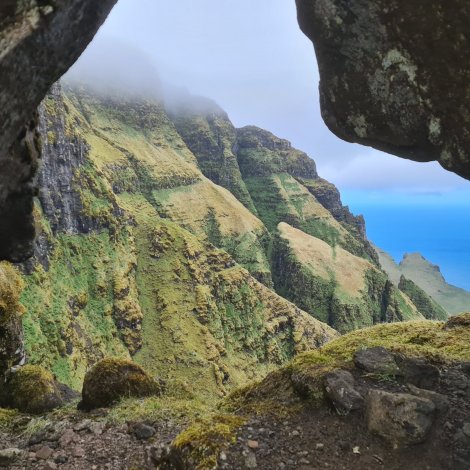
[0,448,23,466]
[366,390,436,446]
[395,355,440,389]
[1,365,63,414]
[445,313,470,329]
[295,0,470,181]
[132,422,157,440]
[407,384,449,412]
[354,347,399,376]
[80,358,161,410]
[323,369,364,415]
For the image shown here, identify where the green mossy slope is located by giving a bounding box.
[169,102,257,213]
[15,84,337,398]
[236,126,378,264]
[398,275,448,320]
[119,194,336,400]
[273,223,423,333]
[67,85,272,286]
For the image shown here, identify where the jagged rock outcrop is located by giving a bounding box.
[169,99,257,213]
[296,0,470,180]
[0,0,117,262]
[299,177,366,240]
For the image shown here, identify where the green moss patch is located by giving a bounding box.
[172,414,246,470]
[80,357,161,410]
[1,365,62,414]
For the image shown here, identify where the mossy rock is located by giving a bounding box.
[445,312,470,329]
[80,358,161,410]
[1,365,63,414]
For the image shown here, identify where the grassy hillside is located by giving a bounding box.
[398,275,448,320]
[235,126,378,264]
[273,223,423,333]
[66,86,273,287]
[4,82,442,401]
[14,83,337,398]
[169,100,257,213]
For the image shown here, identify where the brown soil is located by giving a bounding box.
[220,363,470,470]
[1,362,469,469]
[0,411,180,469]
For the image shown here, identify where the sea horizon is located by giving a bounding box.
[341,189,470,291]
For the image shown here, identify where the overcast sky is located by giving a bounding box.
[67,0,468,195]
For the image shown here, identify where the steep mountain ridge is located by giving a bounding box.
[3,81,441,398]
[375,247,470,315]
[14,83,337,396]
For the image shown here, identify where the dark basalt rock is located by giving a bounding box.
[407,384,449,412]
[354,346,400,376]
[324,369,364,415]
[296,0,470,180]
[366,389,436,447]
[395,355,440,389]
[0,0,117,262]
[445,313,470,330]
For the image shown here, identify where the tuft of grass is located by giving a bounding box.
[107,395,211,426]
[0,409,21,431]
[20,417,53,438]
[173,414,246,470]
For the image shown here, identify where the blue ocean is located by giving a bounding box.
[341,190,470,291]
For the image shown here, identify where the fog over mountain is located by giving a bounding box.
[67,0,468,194]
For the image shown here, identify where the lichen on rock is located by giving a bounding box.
[296,0,470,180]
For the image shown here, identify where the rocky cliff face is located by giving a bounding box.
[296,0,470,179]
[37,83,124,237]
[9,83,339,396]
[0,0,117,262]
[169,100,257,214]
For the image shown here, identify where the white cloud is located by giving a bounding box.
[319,149,469,192]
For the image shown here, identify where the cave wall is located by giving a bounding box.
[0,0,117,262]
[296,0,470,179]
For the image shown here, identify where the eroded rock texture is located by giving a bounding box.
[0,0,117,261]
[296,0,470,179]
